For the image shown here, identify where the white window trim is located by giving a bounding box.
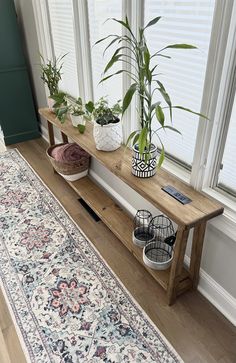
[32,0,54,98]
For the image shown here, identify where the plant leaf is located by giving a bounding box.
[165,43,197,49]
[122,83,137,115]
[172,106,209,119]
[163,125,182,135]
[94,34,117,45]
[125,130,138,147]
[132,133,140,146]
[78,124,85,134]
[104,54,122,73]
[99,70,124,84]
[138,127,148,155]
[85,101,94,113]
[156,81,172,121]
[155,105,165,126]
[157,145,165,168]
[144,16,162,29]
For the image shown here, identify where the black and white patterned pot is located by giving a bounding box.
[132,144,158,178]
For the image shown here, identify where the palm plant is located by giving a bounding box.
[96,16,207,166]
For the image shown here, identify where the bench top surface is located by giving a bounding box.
[39,107,224,228]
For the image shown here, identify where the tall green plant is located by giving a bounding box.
[96,16,207,166]
[40,54,67,96]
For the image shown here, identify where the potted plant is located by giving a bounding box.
[69,97,93,134]
[96,16,207,177]
[40,54,67,111]
[89,97,123,151]
[53,96,92,134]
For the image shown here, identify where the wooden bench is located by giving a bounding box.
[39,107,224,304]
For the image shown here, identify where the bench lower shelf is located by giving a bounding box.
[66,175,192,296]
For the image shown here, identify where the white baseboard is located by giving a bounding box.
[40,124,236,327]
[184,256,236,326]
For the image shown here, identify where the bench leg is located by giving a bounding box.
[61,132,68,143]
[167,227,189,305]
[47,120,55,146]
[190,221,206,289]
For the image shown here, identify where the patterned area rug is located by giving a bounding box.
[0,149,183,363]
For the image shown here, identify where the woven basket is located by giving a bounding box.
[46,143,90,176]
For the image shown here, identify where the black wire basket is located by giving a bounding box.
[132,210,154,247]
[143,215,176,270]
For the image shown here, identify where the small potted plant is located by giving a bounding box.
[90,97,123,151]
[69,97,93,134]
[97,17,207,177]
[40,54,67,111]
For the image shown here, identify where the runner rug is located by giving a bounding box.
[0,149,183,363]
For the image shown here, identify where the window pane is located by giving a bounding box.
[218,96,236,194]
[145,0,215,166]
[87,0,122,104]
[48,0,79,97]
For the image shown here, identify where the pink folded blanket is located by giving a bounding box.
[51,143,89,162]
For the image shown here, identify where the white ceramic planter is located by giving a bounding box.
[47,97,55,112]
[93,120,122,151]
[70,114,85,127]
[132,144,158,178]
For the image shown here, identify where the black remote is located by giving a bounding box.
[162,185,192,205]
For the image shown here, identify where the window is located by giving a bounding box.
[87,0,122,104]
[47,0,79,97]
[217,90,236,196]
[144,0,215,167]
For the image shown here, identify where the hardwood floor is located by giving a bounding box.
[1,137,236,363]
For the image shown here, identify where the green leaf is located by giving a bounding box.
[163,125,182,135]
[110,17,134,37]
[85,101,94,113]
[138,127,148,155]
[151,102,161,113]
[104,54,122,73]
[103,36,120,54]
[172,106,209,119]
[132,133,140,146]
[125,130,138,147]
[155,105,165,126]
[156,81,172,121]
[78,124,85,134]
[99,70,124,84]
[144,16,162,29]
[165,43,197,49]
[158,145,165,168]
[144,48,150,68]
[122,83,137,115]
[94,34,117,45]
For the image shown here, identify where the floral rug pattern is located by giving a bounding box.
[0,150,182,363]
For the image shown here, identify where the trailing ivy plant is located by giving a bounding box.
[96,16,207,166]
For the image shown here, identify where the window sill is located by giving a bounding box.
[202,187,236,240]
[161,156,191,185]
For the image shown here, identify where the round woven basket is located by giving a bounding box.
[46,143,90,176]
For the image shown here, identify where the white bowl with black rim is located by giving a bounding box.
[143,238,173,270]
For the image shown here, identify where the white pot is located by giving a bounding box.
[70,114,85,127]
[47,97,55,112]
[93,120,122,151]
[132,144,158,178]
